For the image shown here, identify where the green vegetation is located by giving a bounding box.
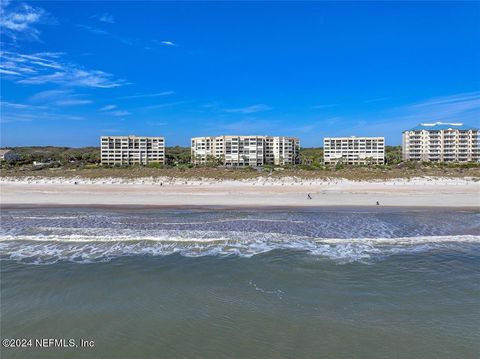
[0,146,191,167]
[299,147,323,167]
[165,146,191,165]
[385,146,402,165]
[1,145,479,180]
[1,146,100,166]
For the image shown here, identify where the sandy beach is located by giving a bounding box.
[1,176,479,208]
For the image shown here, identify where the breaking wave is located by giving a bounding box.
[2,207,479,265]
[1,231,478,265]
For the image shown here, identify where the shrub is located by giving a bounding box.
[146,162,163,169]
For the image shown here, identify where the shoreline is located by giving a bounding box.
[2,203,479,211]
[1,176,479,208]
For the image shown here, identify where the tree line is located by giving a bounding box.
[3,145,477,170]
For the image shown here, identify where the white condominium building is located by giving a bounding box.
[265,136,301,166]
[101,135,165,165]
[323,136,385,165]
[191,136,300,167]
[402,123,479,162]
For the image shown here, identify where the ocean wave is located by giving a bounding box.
[0,232,478,265]
[9,216,87,220]
[7,216,305,224]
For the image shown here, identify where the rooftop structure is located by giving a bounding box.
[408,122,473,131]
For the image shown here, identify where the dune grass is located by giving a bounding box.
[2,164,479,181]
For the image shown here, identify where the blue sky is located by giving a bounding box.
[1,1,479,147]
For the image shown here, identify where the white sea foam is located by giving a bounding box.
[248,280,285,299]
[7,217,306,226]
[0,232,478,265]
[10,216,85,220]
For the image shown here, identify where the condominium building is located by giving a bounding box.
[191,136,300,167]
[402,122,479,162]
[323,136,385,165]
[100,135,165,165]
[265,136,301,166]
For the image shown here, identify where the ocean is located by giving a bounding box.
[1,207,479,358]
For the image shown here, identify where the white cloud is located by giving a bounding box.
[92,13,115,24]
[1,5,45,31]
[77,26,171,50]
[54,99,92,106]
[28,89,92,107]
[1,113,84,124]
[161,41,177,47]
[99,105,130,116]
[76,24,108,35]
[119,91,174,99]
[100,104,117,111]
[0,2,55,41]
[408,92,480,112]
[213,118,279,133]
[224,104,272,114]
[331,92,480,141]
[0,101,46,110]
[19,69,124,88]
[77,24,135,46]
[201,102,220,109]
[390,92,480,124]
[108,110,130,116]
[146,121,168,126]
[141,101,184,110]
[29,89,72,102]
[0,68,21,75]
[0,100,85,124]
[1,51,126,88]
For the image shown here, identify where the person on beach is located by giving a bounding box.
[307,193,312,200]
[376,201,380,206]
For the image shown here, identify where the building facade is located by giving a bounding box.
[323,136,385,165]
[191,136,300,167]
[265,136,301,166]
[100,135,165,165]
[402,123,479,162]
[0,149,20,162]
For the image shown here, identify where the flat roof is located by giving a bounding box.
[406,122,478,131]
[101,135,164,139]
[191,135,299,140]
[323,136,384,140]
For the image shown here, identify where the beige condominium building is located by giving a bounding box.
[402,122,479,162]
[100,135,165,165]
[323,136,385,165]
[191,136,300,167]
